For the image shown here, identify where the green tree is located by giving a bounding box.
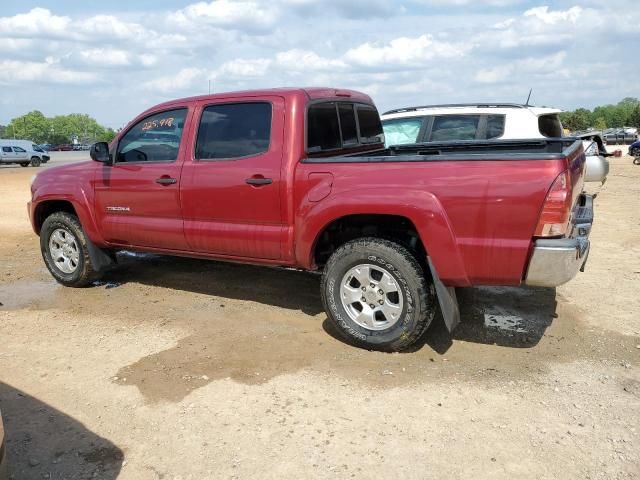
[628,105,640,130]
[97,128,117,143]
[593,117,607,130]
[7,111,50,143]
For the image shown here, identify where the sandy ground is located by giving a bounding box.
[0,152,639,479]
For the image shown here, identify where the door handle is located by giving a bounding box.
[156,177,177,185]
[245,177,273,186]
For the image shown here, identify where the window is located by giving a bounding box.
[538,114,563,138]
[307,102,384,153]
[32,145,44,153]
[382,117,424,146]
[196,102,271,160]
[357,105,383,142]
[308,103,341,152]
[485,115,505,139]
[338,104,358,146]
[117,108,187,163]
[2,147,11,153]
[430,115,480,141]
[13,146,26,152]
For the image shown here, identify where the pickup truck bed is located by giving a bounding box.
[299,138,586,287]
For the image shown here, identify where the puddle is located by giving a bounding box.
[484,308,529,333]
[0,279,60,310]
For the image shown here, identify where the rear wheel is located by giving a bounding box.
[40,212,100,287]
[30,156,41,167]
[321,237,436,352]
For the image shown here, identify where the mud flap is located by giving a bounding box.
[427,257,460,332]
[86,237,116,272]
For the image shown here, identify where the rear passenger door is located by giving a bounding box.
[0,146,13,162]
[180,97,285,260]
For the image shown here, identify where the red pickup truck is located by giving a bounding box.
[28,87,593,351]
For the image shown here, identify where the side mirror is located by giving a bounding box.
[90,142,112,164]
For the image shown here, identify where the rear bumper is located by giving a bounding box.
[525,194,593,287]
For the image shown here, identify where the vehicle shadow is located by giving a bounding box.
[106,253,557,354]
[104,252,325,316]
[323,285,558,353]
[0,382,123,480]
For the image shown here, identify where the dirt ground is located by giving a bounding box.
[1,152,639,480]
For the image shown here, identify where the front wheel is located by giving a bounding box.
[321,237,436,352]
[30,156,41,167]
[40,212,100,287]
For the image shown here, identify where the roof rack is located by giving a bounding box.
[382,103,529,115]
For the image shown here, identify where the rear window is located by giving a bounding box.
[307,102,383,153]
[431,115,480,141]
[382,117,424,146]
[538,114,563,138]
[196,102,272,160]
[356,105,383,141]
[2,147,11,153]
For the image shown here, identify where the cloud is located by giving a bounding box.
[217,58,271,77]
[0,8,71,39]
[343,34,468,68]
[170,0,278,33]
[76,49,157,68]
[142,67,206,94]
[475,51,567,83]
[275,49,347,72]
[0,58,97,85]
[523,6,582,25]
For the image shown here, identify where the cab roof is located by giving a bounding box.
[148,87,374,113]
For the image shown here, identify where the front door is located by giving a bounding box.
[180,98,285,259]
[94,107,191,250]
[12,147,29,161]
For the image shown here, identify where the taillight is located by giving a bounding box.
[535,170,572,237]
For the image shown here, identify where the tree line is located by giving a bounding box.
[0,111,117,144]
[559,97,640,132]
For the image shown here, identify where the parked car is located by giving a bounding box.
[0,408,6,480]
[603,127,638,145]
[381,103,609,184]
[0,139,50,167]
[629,139,640,157]
[28,88,593,352]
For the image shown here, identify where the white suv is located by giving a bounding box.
[381,103,608,183]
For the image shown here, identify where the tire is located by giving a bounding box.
[634,157,640,166]
[321,237,436,352]
[40,212,100,287]
[30,156,41,167]
[20,162,30,167]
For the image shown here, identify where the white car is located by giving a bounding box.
[0,139,50,167]
[381,103,609,183]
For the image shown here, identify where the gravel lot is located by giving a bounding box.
[1,151,639,479]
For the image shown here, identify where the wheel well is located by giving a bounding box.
[34,200,77,234]
[314,214,426,267]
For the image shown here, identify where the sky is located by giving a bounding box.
[0,0,638,128]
